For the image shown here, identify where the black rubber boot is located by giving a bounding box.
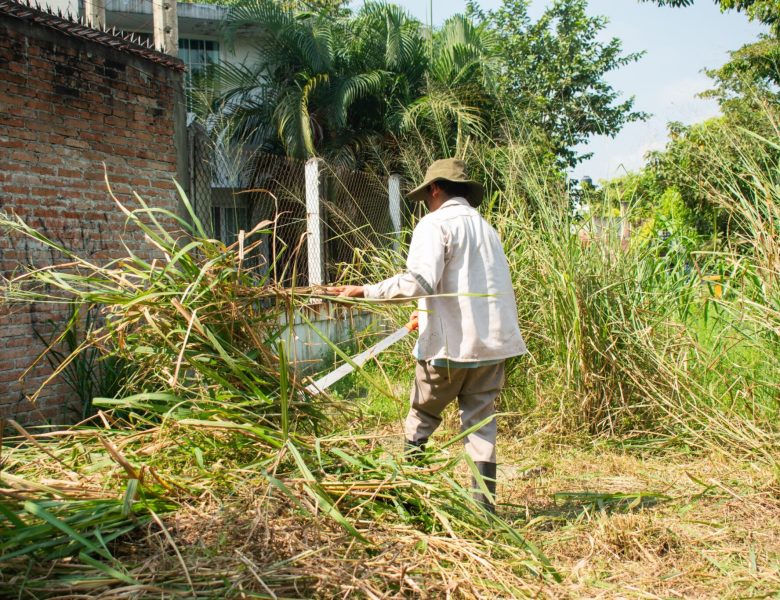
[473,461,497,514]
[404,438,428,463]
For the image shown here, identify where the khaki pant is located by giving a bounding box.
[405,360,505,463]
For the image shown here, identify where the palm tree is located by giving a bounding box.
[198,1,504,168]
[202,1,427,168]
[402,14,504,158]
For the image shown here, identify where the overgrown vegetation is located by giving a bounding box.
[0,184,557,597]
[199,0,644,169]
[2,0,779,596]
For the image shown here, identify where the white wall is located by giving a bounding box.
[280,305,380,376]
[39,0,263,74]
[225,37,260,69]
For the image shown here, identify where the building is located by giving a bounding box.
[42,0,257,103]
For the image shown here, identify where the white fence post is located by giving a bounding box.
[305,157,325,287]
[388,173,402,255]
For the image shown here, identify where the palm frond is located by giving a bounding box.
[223,0,295,47]
[357,2,425,72]
[274,73,330,158]
[330,71,389,128]
[433,14,501,91]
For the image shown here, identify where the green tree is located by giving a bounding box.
[206,1,510,168]
[474,0,648,167]
[208,0,428,167]
[644,103,780,239]
[596,170,662,220]
[204,0,644,173]
[401,14,505,157]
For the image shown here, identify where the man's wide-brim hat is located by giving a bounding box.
[407,158,484,208]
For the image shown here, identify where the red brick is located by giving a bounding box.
[10,151,37,162]
[0,17,181,425]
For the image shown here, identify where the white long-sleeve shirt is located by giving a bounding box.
[364,197,527,362]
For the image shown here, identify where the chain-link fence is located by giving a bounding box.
[322,163,393,282]
[188,122,215,234]
[250,152,308,286]
[187,123,402,288]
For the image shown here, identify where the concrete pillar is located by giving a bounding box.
[388,173,402,255]
[83,0,104,27]
[305,157,325,286]
[153,0,178,56]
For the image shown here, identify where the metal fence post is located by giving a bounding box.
[388,173,402,255]
[305,157,325,286]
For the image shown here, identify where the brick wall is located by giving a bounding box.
[0,8,186,424]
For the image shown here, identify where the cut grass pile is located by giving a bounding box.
[0,186,554,598]
[6,418,778,598]
[0,422,556,598]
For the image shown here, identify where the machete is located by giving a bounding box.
[304,315,418,395]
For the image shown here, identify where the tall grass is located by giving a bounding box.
[0,177,555,596]
[354,109,780,462]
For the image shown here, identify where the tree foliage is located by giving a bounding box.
[201,0,644,170]
[207,0,428,166]
[473,0,648,167]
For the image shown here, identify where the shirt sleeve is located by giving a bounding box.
[363,217,448,300]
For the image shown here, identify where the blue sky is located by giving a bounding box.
[352,0,766,182]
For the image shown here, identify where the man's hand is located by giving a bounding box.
[325,285,365,298]
[406,310,419,331]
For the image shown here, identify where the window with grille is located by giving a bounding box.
[210,189,249,246]
[178,38,220,108]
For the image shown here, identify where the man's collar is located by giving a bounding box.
[440,196,471,209]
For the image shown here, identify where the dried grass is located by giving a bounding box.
[497,438,780,599]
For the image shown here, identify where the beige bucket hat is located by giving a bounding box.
[407,158,484,207]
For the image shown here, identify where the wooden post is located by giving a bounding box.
[388,173,402,255]
[83,0,104,27]
[305,157,325,286]
[153,0,178,57]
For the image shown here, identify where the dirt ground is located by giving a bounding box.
[332,394,780,598]
[494,438,780,598]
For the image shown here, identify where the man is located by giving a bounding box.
[327,158,526,512]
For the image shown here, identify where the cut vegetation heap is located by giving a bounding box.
[0,180,553,597]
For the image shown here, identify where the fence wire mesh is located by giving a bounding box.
[249,152,308,287]
[188,123,214,236]
[322,163,391,283]
[187,123,400,288]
